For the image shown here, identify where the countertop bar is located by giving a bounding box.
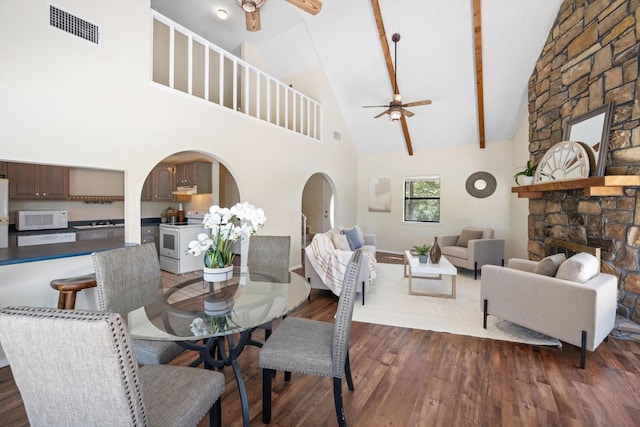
[0,238,131,266]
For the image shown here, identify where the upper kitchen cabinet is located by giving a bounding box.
[150,164,175,201]
[8,163,69,199]
[175,161,212,193]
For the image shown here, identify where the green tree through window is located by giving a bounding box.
[404,176,440,223]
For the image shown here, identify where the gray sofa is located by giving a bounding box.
[304,230,376,305]
[481,257,617,368]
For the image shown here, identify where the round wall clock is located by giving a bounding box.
[533,141,590,183]
[465,171,496,198]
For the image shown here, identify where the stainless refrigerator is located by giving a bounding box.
[0,179,8,248]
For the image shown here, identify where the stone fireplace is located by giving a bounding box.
[526,0,640,339]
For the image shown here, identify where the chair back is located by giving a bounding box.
[247,235,291,269]
[463,226,494,239]
[0,307,147,426]
[248,235,291,283]
[92,243,161,315]
[331,249,363,379]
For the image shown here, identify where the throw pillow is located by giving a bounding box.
[343,227,363,250]
[354,225,365,246]
[331,233,351,251]
[533,253,566,276]
[456,229,483,247]
[555,252,600,283]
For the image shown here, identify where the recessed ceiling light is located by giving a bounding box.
[217,8,228,20]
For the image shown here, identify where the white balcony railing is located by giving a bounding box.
[151,11,322,140]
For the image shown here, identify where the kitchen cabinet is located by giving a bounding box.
[0,162,7,179]
[8,163,69,199]
[175,161,212,193]
[141,173,152,201]
[153,164,174,201]
[75,227,124,241]
[141,225,159,252]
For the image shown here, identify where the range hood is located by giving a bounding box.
[172,185,197,195]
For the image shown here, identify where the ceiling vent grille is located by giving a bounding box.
[49,5,100,45]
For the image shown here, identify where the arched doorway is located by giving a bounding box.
[301,173,335,248]
[141,151,240,274]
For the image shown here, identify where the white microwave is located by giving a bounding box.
[17,210,69,231]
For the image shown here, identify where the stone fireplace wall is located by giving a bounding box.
[527,0,640,334]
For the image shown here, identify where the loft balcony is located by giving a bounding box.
[151,11,322,140]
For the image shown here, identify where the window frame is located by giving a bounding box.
[402,175,441,224]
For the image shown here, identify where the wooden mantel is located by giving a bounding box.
[512,175,640,199]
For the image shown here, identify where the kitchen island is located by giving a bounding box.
[0,238,132,368]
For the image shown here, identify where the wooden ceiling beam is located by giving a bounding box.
[370,0,414,156]
[473,0,486,149]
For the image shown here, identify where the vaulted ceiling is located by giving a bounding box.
[151,0,563,155]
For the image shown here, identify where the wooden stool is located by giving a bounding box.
[50,274,97,310]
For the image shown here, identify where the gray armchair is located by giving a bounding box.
[0,306,225,426]
[259,249,363,427]
[438,226,505,279]
[92,243,185,365]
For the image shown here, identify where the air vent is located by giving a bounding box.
[49,5,100,45]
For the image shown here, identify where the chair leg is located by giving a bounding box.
[344,352,354,391]
[483,299,488,329]
[362,281,365,305]
[580,330,587,369]
[262,369,273,423]
[333,377,347,427]
[474,262,478,280]
[210,397,221,427]
[284,371,291,382]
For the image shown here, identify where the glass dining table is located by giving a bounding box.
[126,266,310,427]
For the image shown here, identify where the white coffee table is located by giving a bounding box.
[403,250,457,298]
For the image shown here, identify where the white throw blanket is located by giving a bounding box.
[305,233,376,296]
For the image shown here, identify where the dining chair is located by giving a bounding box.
[0,306,225,427]
[92,243,185,365]
[259,249,363,427]
[246,235,291,343]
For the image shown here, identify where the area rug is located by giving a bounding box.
[352,263,561,347]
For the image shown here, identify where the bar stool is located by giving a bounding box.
[49,274,97,310]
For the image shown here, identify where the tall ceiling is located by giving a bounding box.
[150,0,563,155]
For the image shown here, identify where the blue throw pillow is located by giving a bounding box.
[343,227,363,250]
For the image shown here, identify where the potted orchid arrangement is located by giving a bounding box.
[187,202,266,281]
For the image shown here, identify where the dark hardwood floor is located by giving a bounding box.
[1,256,640,426]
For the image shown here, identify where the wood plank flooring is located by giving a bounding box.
[1,260,640,426]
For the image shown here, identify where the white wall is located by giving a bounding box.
[0,0,359,269]
[358,140,515,257]
[510,111,532,259]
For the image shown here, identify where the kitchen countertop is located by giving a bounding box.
[0,238,132,266]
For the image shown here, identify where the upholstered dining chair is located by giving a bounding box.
[259,249,363,427]
[246,235,291,343]
[92,243,185,365]
[0,306,225,427]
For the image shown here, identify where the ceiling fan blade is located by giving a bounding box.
[245,10,261,32]
[285,0,322,15]
[402,100,432,108]
[374,110,390,119]
[363,105,391,108]
[402,109,415,117]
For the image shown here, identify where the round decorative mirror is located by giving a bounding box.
[465,171,496,198]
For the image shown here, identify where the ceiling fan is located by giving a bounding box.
[363,33,432,122]
[235,0,322,32]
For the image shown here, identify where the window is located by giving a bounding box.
[404,176,440,223]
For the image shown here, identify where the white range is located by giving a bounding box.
[158,209,206,274]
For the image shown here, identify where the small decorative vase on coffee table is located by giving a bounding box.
[430,237,441,264]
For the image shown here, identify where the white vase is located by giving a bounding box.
[203,265,234,282]
[518,176,534,186]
